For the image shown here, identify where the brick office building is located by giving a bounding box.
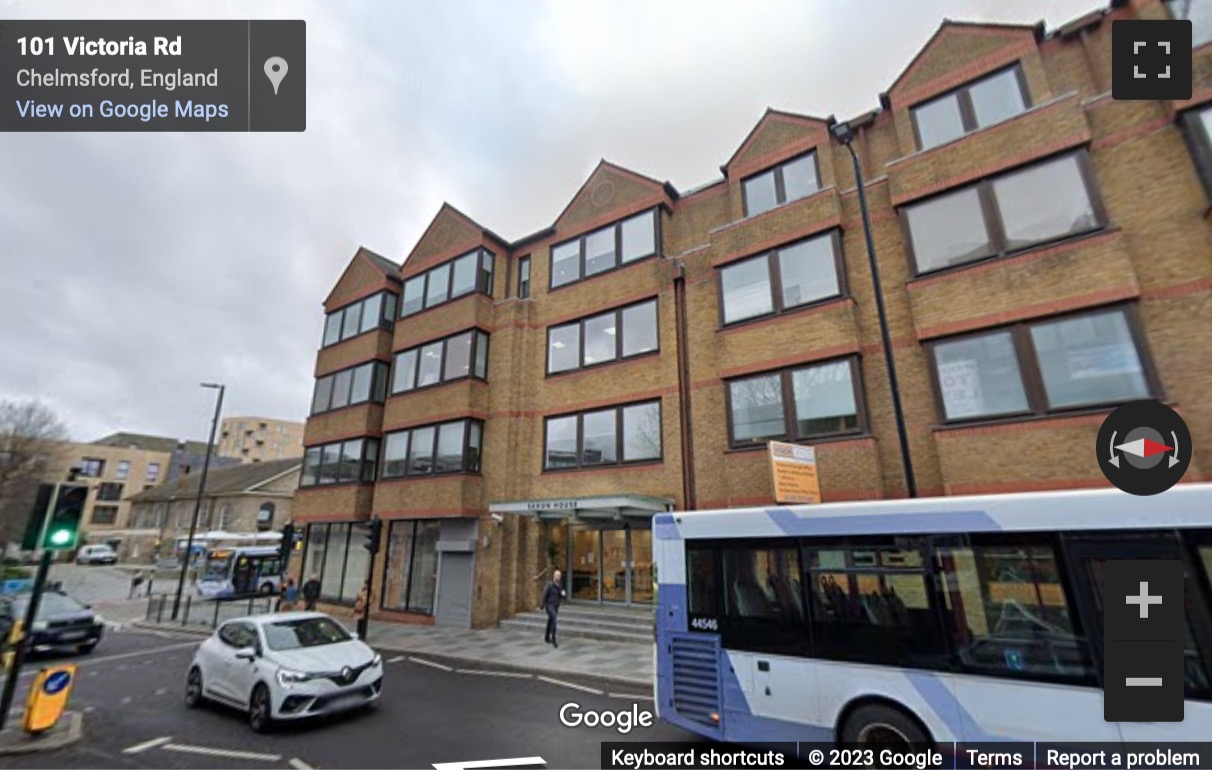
[294,0,1212,629]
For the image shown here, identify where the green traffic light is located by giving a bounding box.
[48,529,71,546]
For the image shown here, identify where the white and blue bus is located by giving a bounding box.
[196,545,283,599]
[653,484,1212,746]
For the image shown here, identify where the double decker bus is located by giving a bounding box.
[652,484,1212,746]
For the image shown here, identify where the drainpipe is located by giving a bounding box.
[672,260,697,510]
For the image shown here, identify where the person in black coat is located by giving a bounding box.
[543,569,566,647]
[302,574,321,611]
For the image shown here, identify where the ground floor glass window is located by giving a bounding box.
[381,519,442,614]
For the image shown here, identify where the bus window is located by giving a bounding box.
[720,543,805,655]
[202,551,233,582]
[686,546,722,631]
[936,534,1095,682]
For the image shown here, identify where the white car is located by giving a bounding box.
[76,544,118,565]
[185,612,383,732]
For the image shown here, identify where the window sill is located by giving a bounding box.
[725,432,869,454]
[907,226,1115,285]
[388,375,487,400]
[931,398,1175,433]
[399,290,492,323]
[310,399,386,419]
[547,253,660,295]
[717,295,851,333]
[319,325,393,352]
[546,349,661,379]
[711,185,836,236]
[542,459,664,475]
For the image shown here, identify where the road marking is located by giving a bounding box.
[154,688,167,696]
[433,759,546,770]
[455,669,531,679]
[387,655,405,663]
[120,697,132,705]
[408,656,452,672]
[608,692,652,701]
[163,743,282,762]
[290,759,316,770]
[123,736,172,754]
[536,675,602,695]
[16,639,201,677]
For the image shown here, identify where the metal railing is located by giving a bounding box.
[145,591,276,629]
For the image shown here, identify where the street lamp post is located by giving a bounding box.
[171,382,225,620]
[830,120,917,498]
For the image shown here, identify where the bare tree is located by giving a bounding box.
[0,400,68,548]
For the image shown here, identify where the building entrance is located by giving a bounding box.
[552,523,653,605]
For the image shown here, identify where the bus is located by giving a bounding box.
[652,483,1212,746]
[196,545,283,599]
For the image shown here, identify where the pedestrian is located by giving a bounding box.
[543,569,566,648]
[352,585,368,620]
[278,577,299,612]
[129,570,145,599]
[302,574,321,611]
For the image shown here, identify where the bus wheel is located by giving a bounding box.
[259,582,275,595]
[840,703,929,748]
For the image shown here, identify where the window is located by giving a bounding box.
[257,502,275,532]
[146,462,160,483]
[299,437,381,487]
[392,330,490,394]
[300,522,362,604]
[96,482,124,502]
[115,461,130,481]
[517,256,531,299]
[546,299,659,374]
[380,419,485,478]
[686,545,723,625]
[79,458,105,477]
[718,231,843,325]
[722,543,806,655]
[928,306,1152,422]
[726,358,861,447]
[311,361,390,415]
[903,151,1102,275]
[742,152,821,217]
[381,519,442,614]
[1167,0,1212,47]
[321,291,397,347]
[400,249,495,317]
[543,400,661,470]
[549,209,659,289]
[911,66,1029,150]
[91,505,118,525]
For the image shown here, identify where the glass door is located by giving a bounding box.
[570,527,599,600]
[630,527,654,604]
[602,529,628,602]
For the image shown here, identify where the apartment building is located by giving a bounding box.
[294,0,1212,630]
[218,417,305,464]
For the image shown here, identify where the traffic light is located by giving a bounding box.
[278,523,294,565]
[20,485,56,551]
[359,518,382,554]
[42,485,87,551]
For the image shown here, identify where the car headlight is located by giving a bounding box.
[31,621,48,632]
[372,654,381,667]
[276,668,312,687]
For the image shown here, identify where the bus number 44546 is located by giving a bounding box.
[690,617,718,631]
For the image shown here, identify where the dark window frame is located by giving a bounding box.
[400,249,496,318]
[378,518,442,616]
[715,229,847,328]
[390,328,490,395]
[740,150,823,218]
[299,522,358,605]
[517,255,532,299]
[909,64,1032,151]
[298,437,381,488]
[91,505,119,525]
[723,355,867,449]
[548,208,661,291]
[380,418,485,480]
[79,458,105,478]
[545,298,660,376]
[96,482,124,502]
[320,290,398,349]
[311,360,391,416]
[541,399,662,472]
[923,303,1162,426]
[900,149,1108,278]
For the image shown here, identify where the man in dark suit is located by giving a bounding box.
[543,569,566,647]
[302,574,321,611]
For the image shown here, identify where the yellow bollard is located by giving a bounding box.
[23,664,76,734]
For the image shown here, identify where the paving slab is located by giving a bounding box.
[0,711,83,755]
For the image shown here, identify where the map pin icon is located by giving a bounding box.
[264,56,288,95]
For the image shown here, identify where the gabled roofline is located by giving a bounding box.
[322,247,399,306]
[547,159,676,229]
[401,202,495,270]
[720,107,832,177]
[885,18,1044,98]
[243,462,303,492]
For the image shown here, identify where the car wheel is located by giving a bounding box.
[185,667,204,708]
[248,683,273,733]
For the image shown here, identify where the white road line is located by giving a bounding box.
[120,697,132,705]
[163,743,282,762]
[455,669,531,679]
[154,688,167,696]
[386,655,405,663]
[408,656,452,672]
[536,675,602,694]
[608,692,653,701]
[122,736,172,754]
[290,758,316,770]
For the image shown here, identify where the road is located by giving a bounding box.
[0,628,702,769]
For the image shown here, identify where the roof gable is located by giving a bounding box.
[887,20,1040,108]
[401,203,493,277]
[323,247,400,310]
[552,160,672,234]
[724,109,831,180]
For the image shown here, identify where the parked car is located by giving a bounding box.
[0,590,104,655]
[76,544,118,565]
[185,612,383,732]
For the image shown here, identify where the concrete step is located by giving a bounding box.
[509,611,651,635]
[557,604,654,623]
[499,616,652,644]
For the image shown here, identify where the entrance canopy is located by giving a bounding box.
[489,494,674,523]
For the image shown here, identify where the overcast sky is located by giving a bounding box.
[1,0,1103,443]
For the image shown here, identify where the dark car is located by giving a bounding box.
[0,591,104,655]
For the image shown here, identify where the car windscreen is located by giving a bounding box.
[11,593,86,618]
[262,616,352,651]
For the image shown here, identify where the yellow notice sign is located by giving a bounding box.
[769,441,821,504]
[23,663,76,734]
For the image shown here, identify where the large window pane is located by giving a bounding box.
[479,251,494,294]
[402,277,425,316]
[406,522,441,613]
[1168,0,1212,46]
[382,431,410,478]
[341,304,361,339]
[548,324,580,373]
[372,362,389,403]
[621,301,658,357]
[1030,310,1147,409]
[720,257,773,324]
[321,525,349,599]
[302,447,321,486]
[467,422,483,472]
[993,155,1097,250]
[621,210,656,263]
[551,242,581,288]
[933,332,1029,419]
[323,312,342,346]
[339,439,362,483]
[744,170,778,216]
[474,331,489,379]
[426,264,450,307]
[383,522,415,610]
[417,342,443,387]
[970,69,1026,128]
[350,363,373,404]
[723,545,807,655]
[906,188,992,272]
[622,402,661,461]
[435,422,466,473]
[914,94,966,150]
[303,525,328,587]
[409,427,436,474]
[360,294,382,334]
[583,313,618,366]
[362,438,380,481]
[393,349,418,393]
[545,416,578,469]
[450,253,477,298]
[582,409,617,465]
[585,229,616,276]
[312,376,333,414]
[320,443,341,484]
[782,154,819,202]
[778,236,838,308]
[342,544,369,603]
[444,332,473,380]
[517,258,531,298]
[330,370,352,409]
[729,374,785,442]
[383,292,397,321]
[792,361,858,437]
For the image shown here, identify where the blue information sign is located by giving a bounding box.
[43,670,71,695]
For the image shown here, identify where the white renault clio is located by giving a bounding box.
[186,612,383,732]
